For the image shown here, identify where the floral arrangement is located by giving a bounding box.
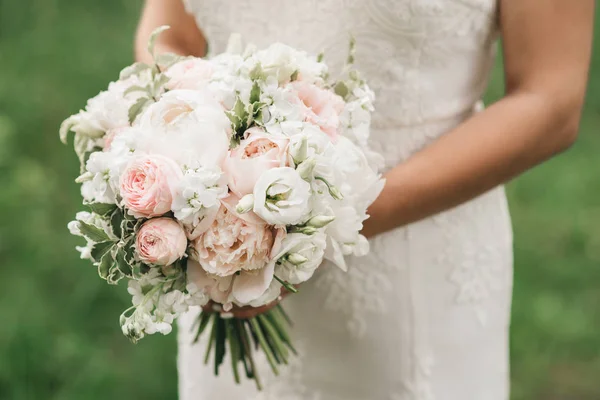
[61,27,383,388]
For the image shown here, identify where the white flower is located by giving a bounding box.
[136,90,230,167]
[253,43,327,84]
[274,232,326,284]
[60,73,150,142]
[253,167,311,225]
[171,164,228,226]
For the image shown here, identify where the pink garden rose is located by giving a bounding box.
[191,195,279,277]
[136,218,187,266]
[120,154,182,218]
[222,127,289,197]
[290,81,345,141]
[165,58,214,91]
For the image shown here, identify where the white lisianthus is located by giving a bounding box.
[274,232,327,284]
[171,164,228,226]
[253,167,311,225]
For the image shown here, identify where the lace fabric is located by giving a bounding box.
[178,1,512,399]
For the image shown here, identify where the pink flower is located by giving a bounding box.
[290,81,345,141]
[191,195,277,277]
[136,218,188,265]
[165,58,214,91]
[222,127,289,197]
[120,155,182,218]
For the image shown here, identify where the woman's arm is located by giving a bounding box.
[135,0,206,63]
[362,0,595,238]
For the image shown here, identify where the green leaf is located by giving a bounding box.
[91,241,114,263]
[249,62,265,81]
[110,208,124,238]
[120,62,151,80]
[107,268,124,285]
[78,221,111,243]
[87,202,117,216]
[152,73,170,95]
[147,25,171,58]
[334,81,349,98]
[290,70,299,81]
[115,247,133,277]
[97,252,112,280]
[128,97,151,125]
[124,85,150,97]
[249,82,261,104]
[155,52,183,68]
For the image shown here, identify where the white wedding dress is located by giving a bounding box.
[177,1,513,399]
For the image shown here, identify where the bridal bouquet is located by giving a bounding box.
[61,27,383,389]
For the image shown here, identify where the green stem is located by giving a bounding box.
[276,303,293,326]
[204,314,217,365]
[239,320,262,391]
[266,309,297,355]
[193,312,211,343]
[273,275,298,293]
[259,314,288,364]
[225,319,241,384]
[249,318,279,376]
[214,316,226,376]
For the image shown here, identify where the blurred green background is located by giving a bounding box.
[0,1,598,399]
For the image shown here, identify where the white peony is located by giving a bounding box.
[136,90,230,167]
[253,167,312,225]
[274,232,327,284]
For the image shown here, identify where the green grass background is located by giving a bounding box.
[0,1,598,399]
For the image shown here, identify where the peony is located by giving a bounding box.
[165,58,214,90]
[253,167,312,225]
[119,154,182,218]
[136,90,230,167]
[289,81,345,141]
[191,195,278,277]
[223,127,289,197]
[136,218,188,266]
[274,232,326,284]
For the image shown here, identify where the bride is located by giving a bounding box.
[135,1,593,399]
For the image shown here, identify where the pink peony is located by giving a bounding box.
[120,155,182,218]
[191,195,278,277]
[290,81,345,141]
[165,58,214,91]
[136,218,188,265]
[222,127,289,197]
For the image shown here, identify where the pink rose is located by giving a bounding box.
[120,155,182,218]
[165,58,214,91]
[290,81,345,141]
[191,195,278,277]
[222,127,289,197]
[136,218,188,265]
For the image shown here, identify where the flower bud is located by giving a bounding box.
[236,194,254,214]
[306,215,335,228]
[296,157,317,180]
[287,252,308,265]
[294,226,318,235]
[291,135,308,164]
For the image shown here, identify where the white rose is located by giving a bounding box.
[274,232,326,284]
[253,167,312,225]
[136,90,230,167]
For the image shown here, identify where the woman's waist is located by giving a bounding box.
[369,101,483,170]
